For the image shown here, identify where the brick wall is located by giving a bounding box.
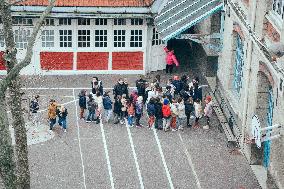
[112,52,143,70]
[0,51,5,70]
[40,52,73,70]
[77,52,108,70]
[263,20,280,42]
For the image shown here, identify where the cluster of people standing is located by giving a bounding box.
[78,75,213,132]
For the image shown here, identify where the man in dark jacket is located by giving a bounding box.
[113,78,128,98]
[136,75,147,97]
[91,77,103,95]
[172,76,183,96]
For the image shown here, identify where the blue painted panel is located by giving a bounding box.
[233,34,244,94]
[263,87,274,168]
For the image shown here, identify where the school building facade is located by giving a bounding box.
[0,0,168,75]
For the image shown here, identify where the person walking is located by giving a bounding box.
[136,75,147,98]
[86,94,97,123]
[185,97,194,127]
[170,98,178,131]
[78,90,87,120]
[103,91,113,123]
[94,91,103,124]
[127,100,135,127]
[177,97,186,130]
[120,94,127,124]
[164,46,179,74]
[162,99,171,132]
[135,96,143,128]
[147,98,156,129]
[154,97,163,130]
[203,96,213,130]
[56,105,68,132]
[30,95,40,126]
[47,99,57,131]
[193,99,202,128]
[91,76,103,95]
[113,95,122,124]
[113,78,129,99]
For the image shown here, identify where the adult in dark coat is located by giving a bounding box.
[91,76,103,95]
[113,78,129,98]
[136,75,147,97]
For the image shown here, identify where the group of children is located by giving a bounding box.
[29,96,69,133]
[78,75,214,132]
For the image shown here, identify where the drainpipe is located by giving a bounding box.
[240,0,257,157]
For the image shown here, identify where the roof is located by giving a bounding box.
[15,0,155,7]
[155,0,223,41]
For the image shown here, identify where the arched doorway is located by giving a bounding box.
[251,71,274,166]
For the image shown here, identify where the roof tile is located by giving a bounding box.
[16,0,154,7]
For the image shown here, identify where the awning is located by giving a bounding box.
[154,0,223,41]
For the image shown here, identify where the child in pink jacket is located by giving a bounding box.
[164,46,179,74]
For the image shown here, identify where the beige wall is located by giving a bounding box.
[217,0,284,188]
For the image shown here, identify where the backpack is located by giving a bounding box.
[162,105,171,118]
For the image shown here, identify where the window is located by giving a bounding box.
[152,28,162,46]
[14,29,30,49]
[131,18,143,25]
[59,18,71,25]
[59,30,72,47]
[0,29,4,47]
[44,18,54,26]
[78,30,90,47]
[95,30,107,47]
[130,30,142,47]
[233,34,244,94]
[95,18,107,25]
[273,0,284,19]
[78,18,90,25]
[13,17,33,25]
[114,30,125,47]
[41,30,54,47]
[114,18,126,25]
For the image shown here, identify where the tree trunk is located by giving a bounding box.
[0,92,17,189]
[9,78,30,189]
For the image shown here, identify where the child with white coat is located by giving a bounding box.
[177,97,187,130]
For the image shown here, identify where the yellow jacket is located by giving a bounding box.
[48,103,57,119]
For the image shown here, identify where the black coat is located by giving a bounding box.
[79,95,87,109]
[154,102,163,119]
[136,79,146,96]
[113,83,128,97]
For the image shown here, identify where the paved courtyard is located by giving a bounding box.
[2,68,261,189]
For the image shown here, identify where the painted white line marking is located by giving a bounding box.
[21,87,137,90]
[7,99,79,114]
[125,119,144,189]
[153,129,174,189]
[100,116,115,189]
[73,89,87,189]
[178,133,202,189]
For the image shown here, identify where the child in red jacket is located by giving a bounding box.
[162,98,171,132]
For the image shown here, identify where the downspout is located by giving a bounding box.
[240,0,257,156]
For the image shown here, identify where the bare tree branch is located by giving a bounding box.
[0,0,56,92]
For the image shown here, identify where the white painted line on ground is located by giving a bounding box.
[178,133,202,189]
[21,87,137,90]
[73,89,87,189]
[125,119,144,189]
[100,116,115,189]
[7,99,78,114]
[153,129,174,189]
